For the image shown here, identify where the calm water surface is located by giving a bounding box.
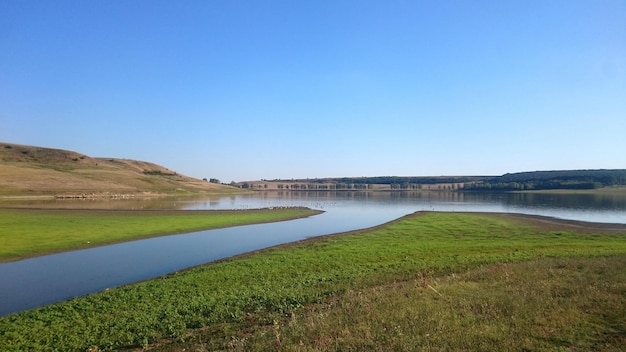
[1,190,625,316]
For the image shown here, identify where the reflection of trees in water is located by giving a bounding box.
[462,192,626,210]
[270,190,472,204]
[265,190,626,210]
[387,191,468,202]
[9,190,625,213]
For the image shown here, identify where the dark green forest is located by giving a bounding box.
[266,170,626,191]
[272,176,483,185]
[264,176,483,190]
[463,169,626,191]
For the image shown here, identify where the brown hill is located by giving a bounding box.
[0,142,238,197]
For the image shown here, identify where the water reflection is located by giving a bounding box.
[0,195,226,210]
[4,190,625,213]
[178,191,626,222]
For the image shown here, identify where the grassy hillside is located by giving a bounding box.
[0,142,238,197]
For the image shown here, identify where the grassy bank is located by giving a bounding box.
[1,212,624,351]
[199,255,625,352]
[0,208,322,262]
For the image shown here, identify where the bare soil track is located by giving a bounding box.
[491,212,626,233]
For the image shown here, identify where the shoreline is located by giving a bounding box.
[161,210,626,279]
[3,209,624,264]
[0,207,323,263]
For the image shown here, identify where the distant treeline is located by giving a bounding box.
[264,170,626,191]
[271,176,484,185]
[463,169,626,191]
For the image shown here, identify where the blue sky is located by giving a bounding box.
[1,1,624,182]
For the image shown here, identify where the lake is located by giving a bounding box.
[1,190,625,316]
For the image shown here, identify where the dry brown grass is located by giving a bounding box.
[0,142,238,196]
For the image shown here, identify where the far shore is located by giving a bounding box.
[3,185,625,201]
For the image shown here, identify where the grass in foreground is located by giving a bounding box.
[0,207,322,261]
[0,212,624,351]
[164,256,626,352]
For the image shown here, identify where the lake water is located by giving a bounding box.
[1,190,625,316]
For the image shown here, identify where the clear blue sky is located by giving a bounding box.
[1,1,624,182]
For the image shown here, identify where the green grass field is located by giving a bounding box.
[213,255,625,352]
[0,208,322,261]
[1,212,624,351]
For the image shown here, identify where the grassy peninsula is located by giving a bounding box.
[2,212,624,351]
[0,207,322,262]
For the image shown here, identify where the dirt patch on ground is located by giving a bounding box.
[489,212,626,233]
